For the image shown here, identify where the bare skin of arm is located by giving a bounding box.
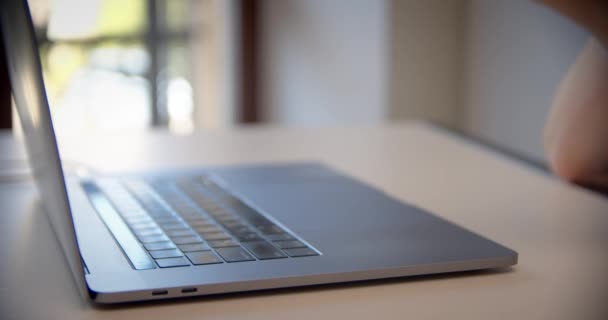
[539,0,608,192]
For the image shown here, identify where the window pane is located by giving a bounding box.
[166,0,191,33]
[27,0,203,132]
[41,42,152,131]
[166,40,194,133]
[45,0,147,40]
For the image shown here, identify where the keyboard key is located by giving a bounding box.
[224,225,253,235]
[222,220,246,228]
[145,205,169,213]
[256,224,284,235]
[166,229,197,238]
[234,233,262,242]
[215,247,255,262]
[206,207,227,216]
[124,216,154,225]
[266,233,294,241]
[196,199,216,207]
[172,236,203,244]
[149,249,183,259]
[210,215,233,223]
[207,239,239,248]
[133,228,164,237]
[215,215,237,223]
[189,220,215,227]
[138,234,169,243]
[155,217,182,224]
[130,222,158,231]
[199,199,218,207]
[201,232,231,241]
[179,211,204,221]
[242,241,287,260]
[148,211,173,219]
[156,257,190,268]
[245,215,271,227]
[180,212,206,223]
[144,241,176,251]
[194,225,223,234]
[119,207,143,214]
[176,208,200,217]
[159,222,188,230]
[161,225,188,232]
[186,251,223,265]
[273,240,306,249]
[221,199,269,225]
[185,192,203,200]
[170,199,194,207]
[200,179,224,192]
[178,243,210,252]
[178,210,202,218]
[283,247,318,257]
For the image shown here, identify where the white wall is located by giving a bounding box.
[258,0,590,165]
[389,0,464,128]
[259,0,388,125]
[193,0,241,129]
[462,0,589,163]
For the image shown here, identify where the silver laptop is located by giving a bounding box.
[1,0,517,304]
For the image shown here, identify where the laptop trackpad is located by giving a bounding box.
[213,162,514,268]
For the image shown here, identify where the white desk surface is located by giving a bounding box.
[1,122,607,319]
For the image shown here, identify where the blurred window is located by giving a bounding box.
[28,0,200,133]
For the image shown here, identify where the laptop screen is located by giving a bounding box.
[0,0,88,298]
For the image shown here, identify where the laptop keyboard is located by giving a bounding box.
[96,176,318,269]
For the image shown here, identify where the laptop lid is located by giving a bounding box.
[0,0,89,300]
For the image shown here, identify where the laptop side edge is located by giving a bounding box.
[0,0,90,301]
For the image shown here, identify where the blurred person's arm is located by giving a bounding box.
[540,0,608,192]
[539,0,607,47]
